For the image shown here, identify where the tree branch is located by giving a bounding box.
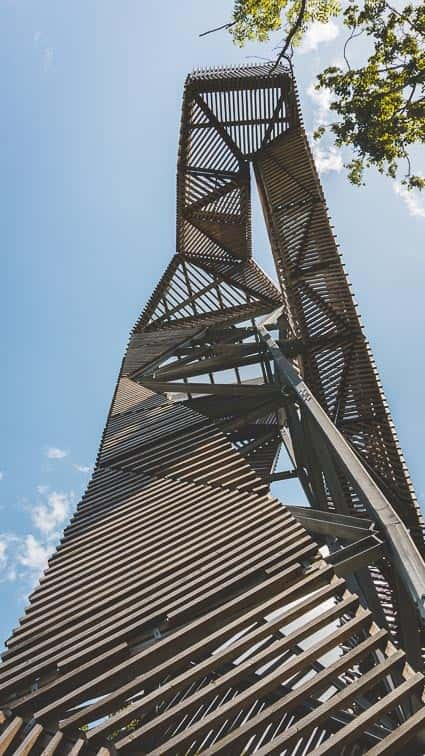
[269,0,307,74]
[199,21,236,38]
[343,28,364,71]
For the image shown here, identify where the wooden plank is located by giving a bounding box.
[67,739,85,755]
[10,643,129,717]
[39,731,64,755]
[367,705,425,755]
[37,567,329,728]
[115,606,372,752]
[310,673,424,754]
[236,651,408,756]
[14,723,44,755]
[84,579,346,741]
[0,717,23,755]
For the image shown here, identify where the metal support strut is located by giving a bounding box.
[257,308,425,625]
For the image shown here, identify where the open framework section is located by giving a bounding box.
[1,63,425,755]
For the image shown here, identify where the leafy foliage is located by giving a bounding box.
[231,0,425,189]
[232,0,340,44]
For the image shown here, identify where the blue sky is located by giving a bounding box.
[1,0,424,646]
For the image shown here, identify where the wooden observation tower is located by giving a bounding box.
[1,64,425,754]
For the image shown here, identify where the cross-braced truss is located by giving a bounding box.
[1,63,425,755]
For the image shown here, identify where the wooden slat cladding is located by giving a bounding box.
[0,62,424,755]
[254,124,425,662]
[254,126,424,544]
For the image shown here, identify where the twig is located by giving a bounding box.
[402,83,417,112]
[385,2,424,36]
[343,28,363,71]
[199,21,236,38]
[245,55,274,61]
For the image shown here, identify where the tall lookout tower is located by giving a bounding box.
[1,64,425,754]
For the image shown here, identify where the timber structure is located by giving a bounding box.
[1,63,425,754]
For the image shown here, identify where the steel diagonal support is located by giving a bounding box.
[285,404,391,630]
[153,351,265,381]
[284,400,328,512]
[326,536,386,578]
[285,506,374,543]
[139,380,283,399]
[257,311,425,626]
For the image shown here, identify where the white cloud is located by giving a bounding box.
[307,83,334,128]
[307,83,343,175]
[44,47,54,70]
[73,464,91,473]
[300,20,339,54]
[33,33,54,73]
[312,145,343,175]
[393,183,425,218]
[18,535,50,574]
[31,490,73,535]
[0,534,21,582]
[0,540,7,570]
[6,566,17,582]
[0,472,3,481]
[46,447,68,459]
[0,486,76,594]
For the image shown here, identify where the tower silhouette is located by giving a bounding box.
[1,64,425,755]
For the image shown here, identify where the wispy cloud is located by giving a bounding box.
[45,447,68,460]
[307,82,342,176]
[31,490,74,535]
[312,145,343,175]
[300,20,339,54]
[17,535,50,574]
[0,540,7,571]
[0,486,76,592]
[393,183,425,219]
[73,464,91,473]
[33,31,54,72]
[0,472,3,481]
[0,534,22,583]
[307,82,334,128]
